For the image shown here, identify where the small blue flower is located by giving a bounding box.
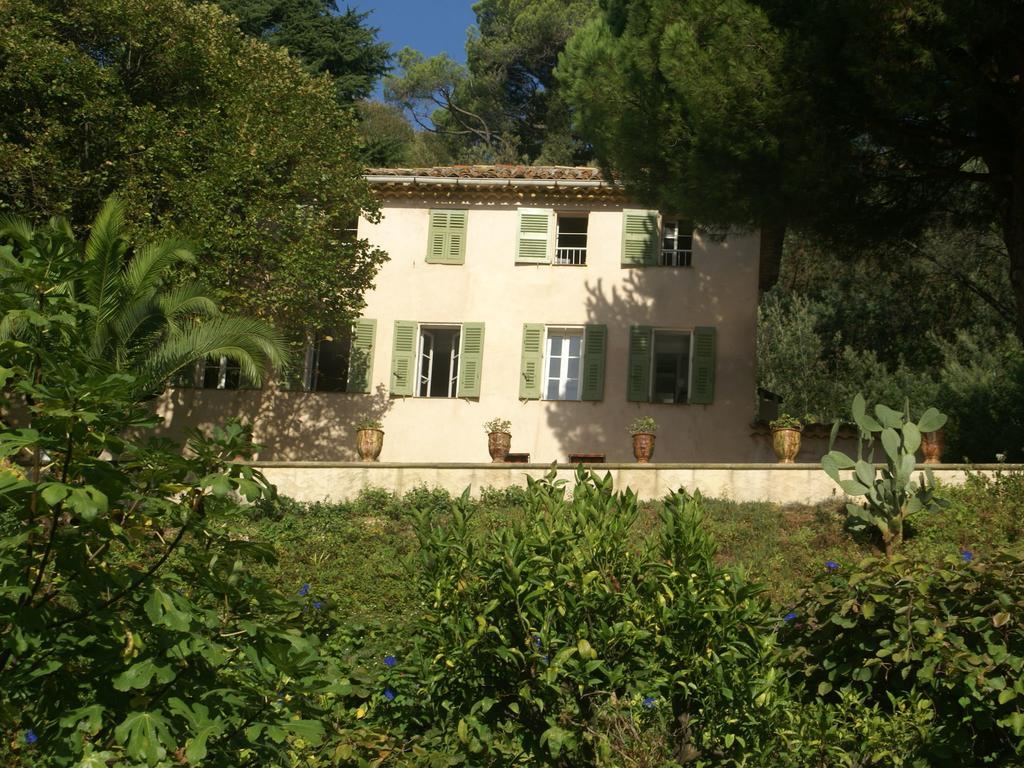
[24,730,37,745]
[312,600,323,610]
[642,696,656,709]
[383,688,396,702]
[962,550,974,562]
[383,655,397,667]
[532,634,542,650]
[784,612,797,622]
[825,560,839,571]
[298,583,310,597]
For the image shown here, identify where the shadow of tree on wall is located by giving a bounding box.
[542,240,772,463]
[157,382,393,461]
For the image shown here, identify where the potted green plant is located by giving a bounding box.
[628,416,658,463]
[769,413,803,463]
[484,418,512,463]
[355,419,384,462]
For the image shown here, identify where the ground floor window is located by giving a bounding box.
[652,330,691,403]
[202,355,241,390]
[306,326,352,392]
[418,325,461,397]
[545,328,583,400]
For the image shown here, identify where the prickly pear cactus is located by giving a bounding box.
[822,394,949,557]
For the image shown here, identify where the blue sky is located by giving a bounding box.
[346,1,477,64]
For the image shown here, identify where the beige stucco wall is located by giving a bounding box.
[253,463,1002,505]
[157,189,768,462]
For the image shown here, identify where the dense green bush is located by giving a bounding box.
[373,469,787,765]
[783,551,1024,763]
[0,222,336,764]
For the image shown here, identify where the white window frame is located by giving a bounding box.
[660,220,693,267]
[543,326,584,401]
[416,323,461,398]
[554,213,588,266]
[650,328,694,404]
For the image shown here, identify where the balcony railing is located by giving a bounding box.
[554,247,587,265]
[660,249,692,267]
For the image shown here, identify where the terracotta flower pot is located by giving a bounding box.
[632,433,656,463]
[356,428,384,462]
[771,427,801,463]
[920,429,945,464]
[488,431,511,463]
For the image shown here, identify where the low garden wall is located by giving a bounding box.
[252,462,1017,505]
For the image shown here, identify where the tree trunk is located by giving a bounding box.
[758,222,786,295]
[1006,140,1024,342]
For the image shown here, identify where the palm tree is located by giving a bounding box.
[0,196,287,395]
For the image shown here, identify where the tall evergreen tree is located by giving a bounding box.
[207,0,391,102]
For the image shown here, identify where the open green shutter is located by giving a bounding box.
[446,209,467,263]
[347,318,376,393]
[457,322,485,398]
[690,326,716,404]
[427,210,447,263]
[519,323,545,399]
[581,324,607,401]
[627,325,652,402]
[516,208,551,263]
[622,210,659,266]
[391,320,417,396]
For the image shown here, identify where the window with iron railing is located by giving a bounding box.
[660,220,693,266]
[554,214,588,265]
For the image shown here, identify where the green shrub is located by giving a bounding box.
[380,469,787,764]
[783,551,1024,763]
[477,484,530,509]
[400,484,454,517]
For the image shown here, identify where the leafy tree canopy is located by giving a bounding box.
[385,0,598,165]
[206,0,391,102]
[0,0,387,338]
[560,0,1024,334]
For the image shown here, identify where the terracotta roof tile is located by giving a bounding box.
[365,164,609,182]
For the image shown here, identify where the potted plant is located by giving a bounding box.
[484,418,512,463]
[355,419,384,462]
[628,416,658,463]
[919,427,946,464]
[770,414,803,463]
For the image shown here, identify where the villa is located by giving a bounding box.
[158,165,771,463]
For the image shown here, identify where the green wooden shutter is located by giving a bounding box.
[581,324,607,401]
[627,325,652,402]
[516,208,551,263]
[347,318,376,394]
[457,322,485,398]
[621,209,659,266]
[519,323,545,399]
[446,210,467,263]
[391,320,417,396]
[426,209,467,264]
[689,326,716,404]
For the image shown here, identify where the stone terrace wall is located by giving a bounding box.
[251,463,1016,505]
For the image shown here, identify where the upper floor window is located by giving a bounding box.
[554,214,588,266]
[661,220,693,267]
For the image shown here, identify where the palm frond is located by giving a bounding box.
[156,282,221,330]
[121,239,195,304]
[140,316,288,394]
[83,195,128,320]
[0,214,37,247]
